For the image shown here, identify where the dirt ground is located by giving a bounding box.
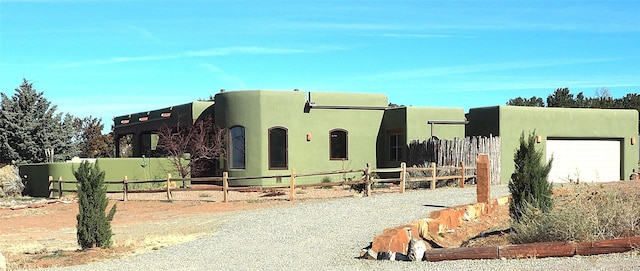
[1,181,638,270]
[0,186,377,270]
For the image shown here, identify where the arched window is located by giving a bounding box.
[330,129,348,160]
[229,126,245,169]
[268,127,288,169]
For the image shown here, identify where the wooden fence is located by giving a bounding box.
[408,136,501,184]
[48,162,477,202]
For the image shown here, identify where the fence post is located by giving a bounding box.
[166,173,173,201]
[365,163,372,197]
[58,176,63,199]
[48,176,53,198]
[476,154,491,204]
[223,172,228,203]
[459,162,465,188]
[123,176,128,202]
[400,162,406,194]
[430,162,437,190]
[289,169,296,201]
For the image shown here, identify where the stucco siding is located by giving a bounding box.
[468,106,639,184]
[406,107,466,141]
[216,90,386,186]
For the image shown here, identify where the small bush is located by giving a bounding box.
[510,184,640,244]
[509,131,553,222]
[350,183,366,193]
[75,161,116,249]
[318,176,333,189]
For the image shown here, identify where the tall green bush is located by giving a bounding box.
[74,161,116,249]
[509,131,553,222]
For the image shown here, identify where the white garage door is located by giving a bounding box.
[546,139,621,183]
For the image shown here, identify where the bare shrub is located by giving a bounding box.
[156,116,227,178]
[0,165,24,197]
[510,183,640,244]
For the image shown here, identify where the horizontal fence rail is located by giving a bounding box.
[48,161,479,202]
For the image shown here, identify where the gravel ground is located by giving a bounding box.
[30,185,640,271]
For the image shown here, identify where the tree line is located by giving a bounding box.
[507,87,640,111]
[0,79,113,165]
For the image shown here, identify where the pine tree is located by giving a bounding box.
[0,79,77,164]
[509,131,554,222]
[74,161,116,249]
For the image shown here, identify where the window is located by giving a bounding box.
[389,133,403,161]
[330,129,348,160]
[268,127,288,169]
[230,126,245,169]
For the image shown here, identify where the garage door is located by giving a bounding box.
[545,139,621,183]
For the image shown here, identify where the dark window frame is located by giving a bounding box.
[229,126,246,169]
[268,126,288,170]
[329,129,348,160]
[389,132,403,162]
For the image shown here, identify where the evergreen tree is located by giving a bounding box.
[74,161,116,249]
[506,96,545,107]
[546,87,575,107]
[509,132,554,222]
[0,79,77,164]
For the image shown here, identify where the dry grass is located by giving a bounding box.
[116,233,202,254]
[510,182,640,244]
[4,232,203,270]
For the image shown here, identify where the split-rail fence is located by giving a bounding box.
[48,162,477,202]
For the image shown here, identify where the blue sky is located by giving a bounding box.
[1,0,639,132]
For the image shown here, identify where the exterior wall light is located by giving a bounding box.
[306,133,312,141]
[632,137,636,145]
[536,135,542,143]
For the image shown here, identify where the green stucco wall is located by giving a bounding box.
[406,107,466,141]
[20,158,181,197]
[377,107,466,168]
[215,90,387,186]
[466,106,639,184]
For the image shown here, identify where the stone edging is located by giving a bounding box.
[363,196,640,261]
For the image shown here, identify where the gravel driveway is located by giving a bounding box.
[33,185,640,271]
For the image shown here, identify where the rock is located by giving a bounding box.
[0,250,6,271]
[407,238,427,261]
[394,253,411,261]
[371,227,411,254]
[376,251,395,261]
[360,248,377,260]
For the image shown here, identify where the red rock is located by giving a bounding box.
[371,227,411,254]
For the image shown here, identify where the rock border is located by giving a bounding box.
[363,196,640,262]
